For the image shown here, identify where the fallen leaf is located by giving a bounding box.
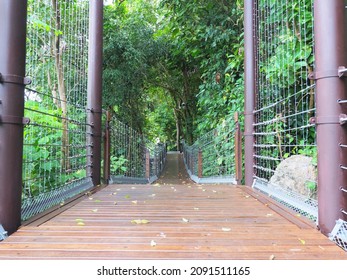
[269,255,275,260]
[77,222,85,226]
[158,232,166,238]
[88,197,93,200]
[298,238,306,245]
[114,201,118,205]
[132,200,138,204]
[150,240,157,247]
[182,218,189,223]
[194,207,199,211]
[245,195,250,198]
[153,183,160,187]
[212,190,217,193]
[125,195,131,199]
[75,218,84,222]
[149,194,156,197]
[266,213,273,217]
[94,199,101,203]
[92,209,98,213]
[131,187,136,189]
[117,188,121,191]
[112,192,117,195]
[131,219,150,224]
[222,227,231,232]
[202,189,206,192]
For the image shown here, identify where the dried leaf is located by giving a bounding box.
[194,207,199,211]
[114,201,118,205]
[153,183,160,187]
[202,189,206,192]
[222,227,231,232]
[269,254,275,260]
[132,200,138,204]
[88,197,93,200]
[298,238,306,245]
[212,190,217,193]
[245,195,250,198]
[75,218,84,222]
[182,218,189,223]
[131,219,150,224]
[131,187,136,189]
[92,209,98,213]
[159,232,166,238]
[112,192,117,195]
[150,240,157,247]
[77,222,85,226]
[266,213,273,217]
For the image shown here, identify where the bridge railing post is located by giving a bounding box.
[234,112,242,185]
[198,149,203,178]
[103,111,111,184]
[87,0,103,186]
[314,0,347,235]
[145,149,150,180]
[244,0,256,187]
[0,0,28,235]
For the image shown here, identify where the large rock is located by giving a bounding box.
[269,155,317,199]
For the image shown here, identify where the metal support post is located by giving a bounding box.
[234,112,243,185]
[103,111,111,184]
[145,149,150,180]
[314,0,347,235]
[244,0,256,186]
[0,0,28,235]
[198,149,203,178]
[87,0,103,186]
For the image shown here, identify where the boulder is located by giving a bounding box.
[269,155,317,199]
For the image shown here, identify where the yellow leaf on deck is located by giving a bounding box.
[298,238,306,245]
[131,219,150,224]
[132,200,138,204]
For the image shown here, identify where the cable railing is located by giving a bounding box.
[182,113,242,184]
[252,0,318,222]
[104,115,166,184]
[22,0,92,221]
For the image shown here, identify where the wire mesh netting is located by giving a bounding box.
[330,219,347,252]
[182,119,237,184]
[253,0,317,221]
[22,0,92,220]
[109,117,166,184]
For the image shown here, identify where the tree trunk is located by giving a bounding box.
[52,0,70,171]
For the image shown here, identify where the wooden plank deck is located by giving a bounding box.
[0,153,346,260]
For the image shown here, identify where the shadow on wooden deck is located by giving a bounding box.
[0,153,346,259]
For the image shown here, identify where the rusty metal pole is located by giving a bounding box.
[145,149,150,180]
[244,0,256,187]
[198,149,203,178]
[234,112,242,185]
[103,111,111,184]
[87,0,103,186]
[314,0,347,235]
[0,0,28,235]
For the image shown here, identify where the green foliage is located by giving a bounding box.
[23,101,86,198]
